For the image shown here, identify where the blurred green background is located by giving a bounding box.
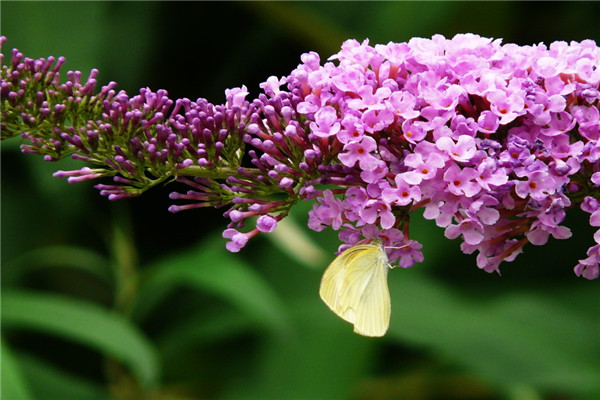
[2,2,599,400]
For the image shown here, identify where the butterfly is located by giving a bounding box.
[319,240,391,337]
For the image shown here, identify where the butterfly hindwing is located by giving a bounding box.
[353,254,390,337]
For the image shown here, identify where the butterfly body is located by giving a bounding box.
[319,241,391,337]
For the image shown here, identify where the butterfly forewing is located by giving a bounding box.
[319,244,374,323]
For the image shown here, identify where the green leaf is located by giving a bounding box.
[386,271,600,397]
[158,310,255,354]
[156,310,256,378]
[2,290,159,388]
[17,352,109,400]
[136,236,291,335]
[1,339,34,400]
[2,245,111,286]
[222,297,376,400]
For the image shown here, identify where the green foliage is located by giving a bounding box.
[1,340,35,400]
[12,352,108,400]
[2,2,599,400]
[2,290,160,388]
[134,236,292,335]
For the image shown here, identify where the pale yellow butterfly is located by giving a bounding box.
[319,240,391,337]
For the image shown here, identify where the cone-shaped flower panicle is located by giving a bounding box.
[2,34,599,278]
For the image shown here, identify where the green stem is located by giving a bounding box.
[109,204,139,315]
[102,203,145,399]
[177,165,261,179]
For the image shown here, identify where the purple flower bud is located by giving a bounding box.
[223,228,250,252]
[256,215,277,233]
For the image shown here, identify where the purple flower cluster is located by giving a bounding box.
[1,36,256,201]
[1,38,115,154]
[279,34,599,278]
[3,34,600,279]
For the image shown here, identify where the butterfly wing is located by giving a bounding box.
[319,243,391,337]
[319,244,374,324]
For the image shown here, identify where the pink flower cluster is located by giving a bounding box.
[280,34,600,278]
[4,33,599,279]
